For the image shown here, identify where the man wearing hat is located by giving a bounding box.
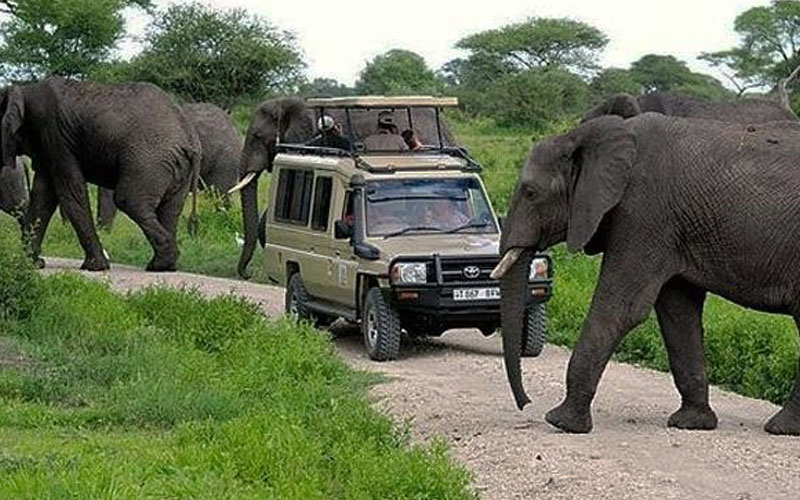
[307,115,352,150]
[363,111,408,151]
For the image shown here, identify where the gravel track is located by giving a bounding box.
[43,258,800,499]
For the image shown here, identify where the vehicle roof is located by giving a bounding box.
[273,152,480,180]
[305,96,459,109]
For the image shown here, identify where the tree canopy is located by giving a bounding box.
[701,0,800,95]
[0,0,150,80]
[456,17,608,75]
[120,2,304,109]
[629,54,731,100]
[355,49,442,95]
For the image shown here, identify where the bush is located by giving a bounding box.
[0,231,41,323]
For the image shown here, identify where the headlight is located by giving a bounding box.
[529,258,548,280]
[391,262,427,284]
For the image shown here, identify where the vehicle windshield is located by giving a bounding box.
[365,178,498,237]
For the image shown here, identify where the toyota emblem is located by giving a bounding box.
[463,266,481,279]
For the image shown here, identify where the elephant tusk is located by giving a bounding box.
[227,172,257,195]
[491,248,524,280]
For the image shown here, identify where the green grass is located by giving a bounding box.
[0,233,474,499]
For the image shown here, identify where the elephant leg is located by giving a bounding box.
[96,186,118,230]
[24,172,58,268]
[654,277,717,430]
[764,316,800,435]
[545,256,667,433]
[114,178,176,272]
[156,186,188,238]
[51,168,109,271]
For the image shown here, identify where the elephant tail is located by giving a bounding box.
[187,148,201,237]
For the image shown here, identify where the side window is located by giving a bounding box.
[311,177,333,231]
[274,169,314,225]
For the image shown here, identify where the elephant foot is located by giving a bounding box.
[146,257,177,273]
[667,404,717,430]
[764,407,800,435]
[81,255,110,272]
[545,402,593,433]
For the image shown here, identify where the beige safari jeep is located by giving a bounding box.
[259,96,553,361]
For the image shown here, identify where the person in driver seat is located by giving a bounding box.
[363,111,408,151]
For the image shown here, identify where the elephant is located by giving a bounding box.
[96,101,243,229]
[582,91,797,124]
[234,97,457,278]
[0,76,201,271]
[0,156,28,230]
[492,112,800,435]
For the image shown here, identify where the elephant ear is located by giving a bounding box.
[1,86,24,169]
[566,116,636,252]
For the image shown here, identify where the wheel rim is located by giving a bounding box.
[366,309,378,347]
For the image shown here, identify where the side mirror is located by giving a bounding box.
[335,219,354,239]
[497,216,506,231]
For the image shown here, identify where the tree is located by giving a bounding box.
[630,54,731,100]
[487,68,590,129]
[455,17,608,75]
[700,0,800,95]
[299,77,353,97]
[355,49,442,95]
[124,2,304,109]
[0,0,151,80]
[590,68,643,100]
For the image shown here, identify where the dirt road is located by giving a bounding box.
[44,258,800,499]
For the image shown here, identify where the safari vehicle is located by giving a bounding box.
[260,96,553,361]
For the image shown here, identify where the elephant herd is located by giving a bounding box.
[3,76,799,436]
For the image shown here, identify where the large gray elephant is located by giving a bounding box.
[0,157,28,230]
[582,92,797,123]
[234,97,457,278]
[492,112,800,435]
[97,101,242,229]
[0,76,201,271]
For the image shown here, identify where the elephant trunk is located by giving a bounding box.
[499,248,534,410]
[237,171,261,279]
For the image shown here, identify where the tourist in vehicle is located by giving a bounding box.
[401,129,424,150]
[363,111,408,151]
[307,115,351,150]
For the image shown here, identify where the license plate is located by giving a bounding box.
[453,287,500,301]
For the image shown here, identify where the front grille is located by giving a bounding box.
[438,255,499,284]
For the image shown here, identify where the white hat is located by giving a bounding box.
[317,115,335,131]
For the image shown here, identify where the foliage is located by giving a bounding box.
[0,235,475,497]
[630,54,731,100]
[0,225,40,322]
[700,0,800,96]
[0,0,150,80]
[487,68,590,129]
[355,49,443,95]
[299,77,354,97]
[121,2,304,109]
[590,68,643,101]
[455,17,608,75]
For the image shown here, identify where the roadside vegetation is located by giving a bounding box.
[0,232,474,499]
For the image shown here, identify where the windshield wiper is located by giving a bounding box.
[382,225,444,239]
[444,221,490,234]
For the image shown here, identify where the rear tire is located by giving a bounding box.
[286,273,313,321]
[521,302,548,357]
[362,288,401,361]
[286,273,335,327]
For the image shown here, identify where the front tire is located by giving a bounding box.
[521,302,547,357]
[362,288,401,361]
